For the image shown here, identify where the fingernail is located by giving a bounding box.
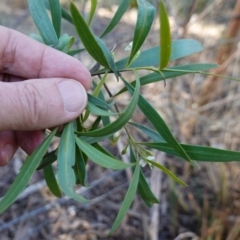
[58,80,87,113]
[4,144,14,164]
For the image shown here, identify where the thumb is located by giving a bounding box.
[0,78,87,131]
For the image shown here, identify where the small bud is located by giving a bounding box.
[110,135,121,146]
[146,156,155,161]
[121,143,129,155]
[125,41,133,51]
[139,158,147,167]
[145,150,154,156]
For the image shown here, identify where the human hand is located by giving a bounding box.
[0,26,91,166]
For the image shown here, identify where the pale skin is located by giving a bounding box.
[0,26,92,166]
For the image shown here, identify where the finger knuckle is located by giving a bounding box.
[17,83,45,127]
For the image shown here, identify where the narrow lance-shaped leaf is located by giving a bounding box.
[61,7,73,23]
[95,36,119,79]
[147,160,187,186]
[88,0,97,26]
[93,71,108,97]
[88,94,114,111]
[130,146,159,207]
[109,163,140,234]
[78,74,140,137]
[75,137,132,169]
[74,146,87,186]
[37,129,116,170]
[128,122,166,143]
[91,116,102,130]
[80,134,114,145]
[143,142,240,162]
[87,102,119,116]
[116,63,217,95]
[37,131,115,170]
[44,1,73,24]
[121,75,191,162]
[48,0,62,38]
[92,142,118,159]
[70,1,111,69]
[83,78,113,122]
[96,84,114,142]
[28,0,58,46]
[0,128,57,213]
[56,34,74,53]
[37,150,57,170]
[68,48,84,56]
[113,39,202,70]
[43,164,62,197]
[159,0,171,70]
[126,0,155,66]
[83,79,111,122]
[57,122,88,204]
[100,0,131,38]
[138,170,159,207]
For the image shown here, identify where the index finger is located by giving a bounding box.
[0,26,91,90]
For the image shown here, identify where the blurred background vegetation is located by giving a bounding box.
[1,0,240,239]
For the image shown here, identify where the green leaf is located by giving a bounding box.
[95,36,119,79]
[143,142,240,162]
[81,134,113,144]
[77,75,140,137]
[109,163,140,234]
[0,128,57,213]
[28,0,58,46]
[61,7,73,23]
[128,122,165,143]
[74,146,87,186]
[116,63,217,95]
[93,71,108,97]
[138,170,159,206]
[88,0,97,25]
[38,131,115,170]
[88,94,114,111]
[37,150,57,170]
[57,122,88,204]
[139,63,217,86]
[100,0,131,38]
[75,137,132,169]
[114,39,203,70]
[38,130,116,170]
[44,1,73,24]
[87,102,119,116]
[159,0,171,70]
[83,79,112,126]
[43,164,62,197]
[126,0,155,66]
[96,85,114,142]
[148,160,187,186]
[92,142,117,159]
[130,147,158,207]
[70,1,111,69]
[91,116,102,130]
[56,34,74,53]
[121,75,191,162]
[68,48,84,56]
[84,86,114,122]
[48,0,62,38]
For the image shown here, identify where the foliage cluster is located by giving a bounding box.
[1,0,239,234]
